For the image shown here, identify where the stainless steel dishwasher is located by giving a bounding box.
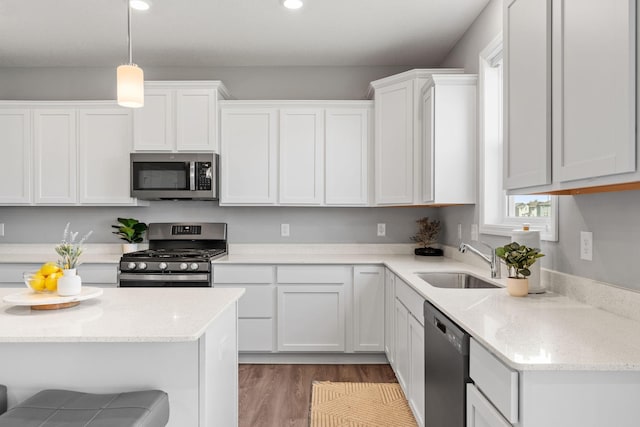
[424,301,471,427]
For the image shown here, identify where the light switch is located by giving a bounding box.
[377,223,386,237]
[471,224,479,241]
[281,224,290,237]
[0,223,4,237]
[580,231,592,261]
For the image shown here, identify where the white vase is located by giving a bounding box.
[57,268,82,296]
[122,243,139,254]
[506,277,528,297]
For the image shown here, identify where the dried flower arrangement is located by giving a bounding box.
[55,223,93,270]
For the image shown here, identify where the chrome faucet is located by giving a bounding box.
[458,241,501,279]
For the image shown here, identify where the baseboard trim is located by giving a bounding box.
[239,352,389,364]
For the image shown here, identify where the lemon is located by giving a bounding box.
[44,272,60,291]
[39,262,60,277]
[29,274,46,292]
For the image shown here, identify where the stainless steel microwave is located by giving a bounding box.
[130,153,218,200]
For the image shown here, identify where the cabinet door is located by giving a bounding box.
[467,384,512,427]
[384,270,396,364]
[408,313,425,427]
[325,108,370,205]
[176,88,216,152]
[33,109,77,204]
[279,109,323,205]
[277,285,345,352]
[220,108,278,204]
[552,0,636,182]
[133,88,173,151]
[421,86,435,203]
[375,81,414,204]
[0,109,32,204]
[503,0,551,189]
[78,109,134,204]
[353,266,384,352]
[394,299,410,391]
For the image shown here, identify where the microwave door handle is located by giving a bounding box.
[189,161,196,191]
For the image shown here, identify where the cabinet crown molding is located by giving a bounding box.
[366,68,465,98]
[144,80,231,100]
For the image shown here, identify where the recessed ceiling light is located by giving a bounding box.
[282,0,303,10]
[129,0,151,11]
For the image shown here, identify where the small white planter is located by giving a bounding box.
[122,243,139,254]
[506,277,528,297]
[57,269,82,296]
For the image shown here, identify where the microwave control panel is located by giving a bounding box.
[196,162,212,190]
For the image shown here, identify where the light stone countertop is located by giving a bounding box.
[0,287,244,343]
[215,252,640,372]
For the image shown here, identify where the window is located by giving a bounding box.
[478,35,558,241]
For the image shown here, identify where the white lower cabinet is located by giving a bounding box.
[408,313,425,426]
[213,265,275,352]
[467,384,511,427]
[353,266,384,352]
[384,268,395,364]
[394,299,410,390]
[0,263,118,288]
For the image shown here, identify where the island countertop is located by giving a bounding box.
[0,287,244,343]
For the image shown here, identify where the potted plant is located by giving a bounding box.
[112,217,148,253]
[55,223,93,296]
[495,242,544,297]
[410,217,443,256]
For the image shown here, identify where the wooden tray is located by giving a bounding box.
[3,287,103,310]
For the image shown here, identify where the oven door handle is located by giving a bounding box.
[119,273,209,282]
[189,161,196,191]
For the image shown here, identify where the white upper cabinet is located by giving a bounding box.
[133,81,229,153]
[325,107,371,205]
[421,74,477,205]
[279,109,324,205]
[503,0,552,190]
[505,0,638,194]
[219,101,372,207]
[0,109,32,205]
[78,109,134,205]
[33,109,77,204]
[552,0,636,183]
[368,69,464,206]
[220,107,278,205]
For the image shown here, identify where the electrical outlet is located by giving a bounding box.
[281,223,290,237]
[0,223,4,237]
[377,223,386,237]
[457,224,462,240]
[471,224,479,241]
[580,231,593,261]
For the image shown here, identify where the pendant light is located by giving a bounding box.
[117,0,144,108]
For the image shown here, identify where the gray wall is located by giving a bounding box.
[439,0,640,292]
[0,204,439,245]
[0,65,420,101]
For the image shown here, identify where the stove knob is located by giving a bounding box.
[158,262,168,270]
[127,262,136,270]
[190,263,199,271]
[138,262,147,270]
[180,263,188,271]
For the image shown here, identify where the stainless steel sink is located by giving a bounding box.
[416,272,500,289]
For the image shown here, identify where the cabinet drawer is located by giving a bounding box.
[77,264,118,284]
[276,265,350,284]
[0,264,40,283]
[470,338,518,423]
[215,284,274,318]
[213,265,273,284]
[395,278,425,325]
[239,318,274,352]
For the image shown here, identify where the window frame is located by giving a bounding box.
[478,34,558,242]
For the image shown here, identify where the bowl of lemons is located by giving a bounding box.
[24,262,63,293]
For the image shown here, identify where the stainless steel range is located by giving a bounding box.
[118,222,227,287]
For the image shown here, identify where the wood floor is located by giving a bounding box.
[239,364,398,427]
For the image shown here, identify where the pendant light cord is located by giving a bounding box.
[127,0,133,64]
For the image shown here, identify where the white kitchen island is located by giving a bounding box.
[0,287,244,427]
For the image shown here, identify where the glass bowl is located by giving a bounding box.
[23,272,54,293]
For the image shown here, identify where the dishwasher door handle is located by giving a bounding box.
[435,318,447,334]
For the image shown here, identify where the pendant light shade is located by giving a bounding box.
[117,64,144,108]
[117,0,144,108]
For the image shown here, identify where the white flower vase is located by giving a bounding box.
[57,268,82,296]
[122,243,139,254]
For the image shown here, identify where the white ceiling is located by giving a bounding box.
[0,0,490,68]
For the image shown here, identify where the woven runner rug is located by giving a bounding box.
[309,381,418,427]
